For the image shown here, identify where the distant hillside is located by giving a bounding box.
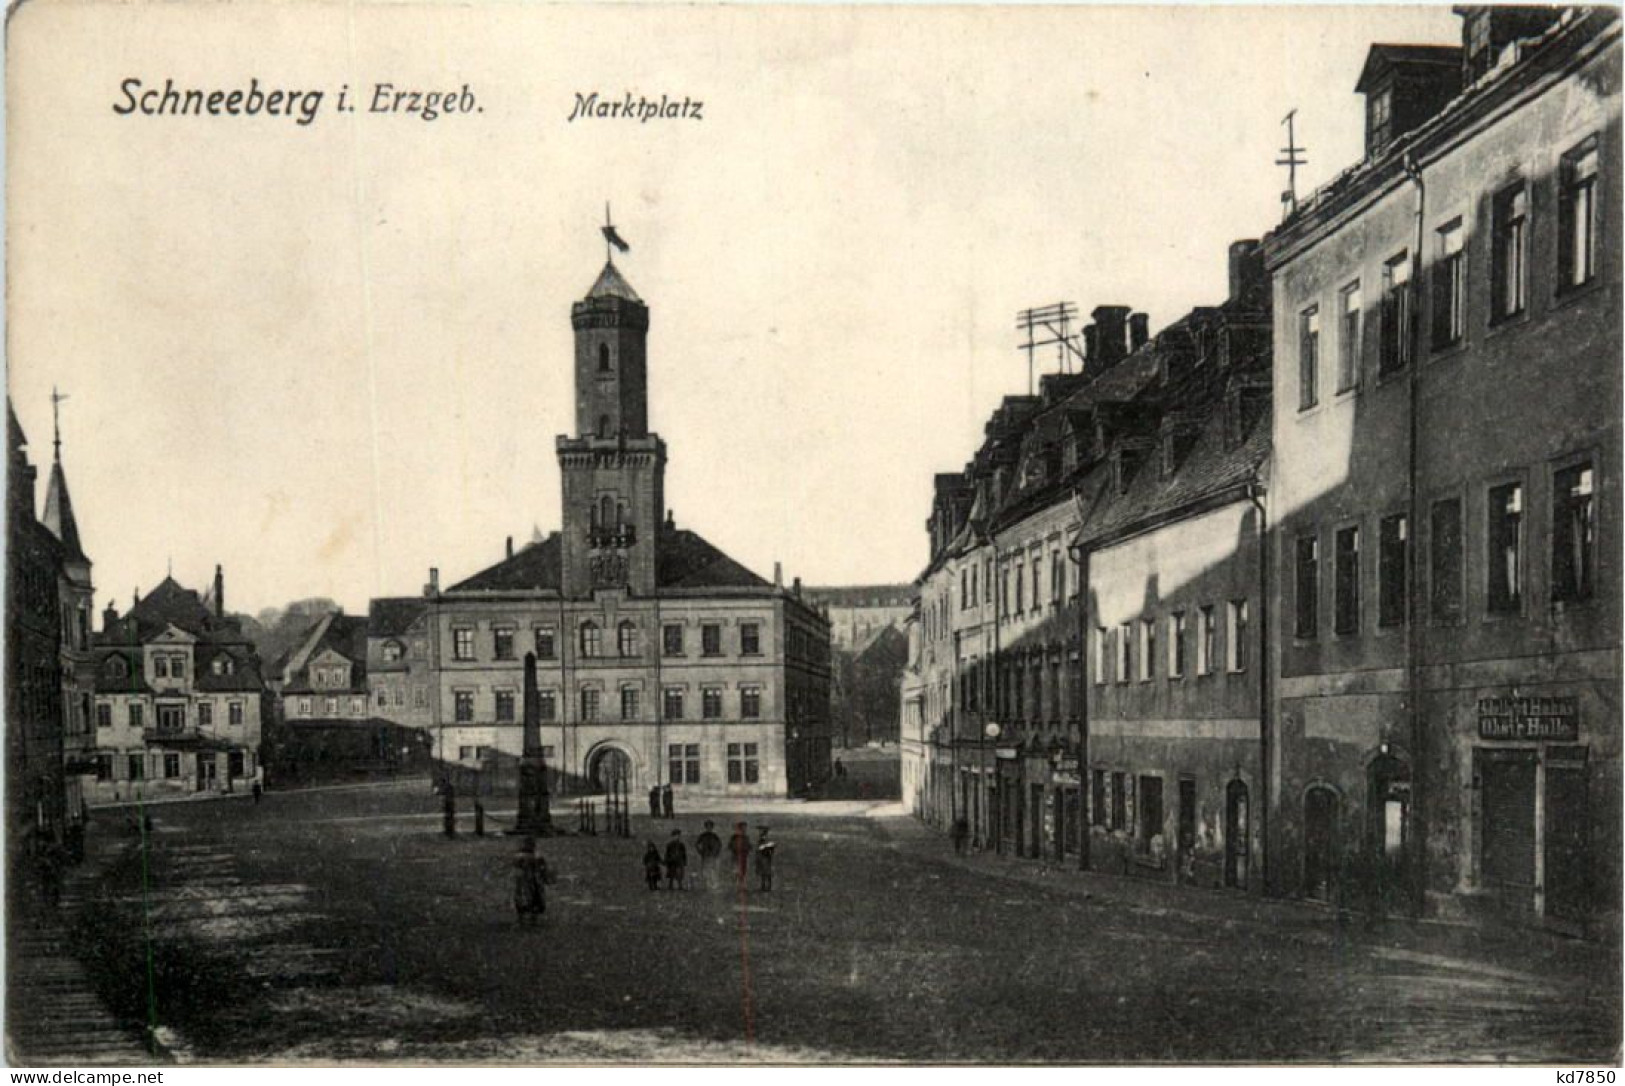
[232,597,340,672]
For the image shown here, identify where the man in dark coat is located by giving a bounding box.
[661,783,675,819]
[755,827,777,892]
[442,780,457,837]
[695,820,723,888]
[728,822,751,886]
[648,786,661,819]
[664,829,688,890]
[642,841,663,891]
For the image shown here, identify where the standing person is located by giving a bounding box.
[512,836,550,926]
[442,780,457,838]
[661,783,675,820]
[951,816,970,856]
[251,780,263,805]
[648,786,661,819]
[642,841,663,891]
[695,820,722,888]
[728,821,751,886]
[755,827,776,892]
[664,829,688,890]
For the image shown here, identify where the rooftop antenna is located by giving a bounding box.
[1016,303,1086,394]
[602,203,630,264]
[50,386,68,462]
[1277,109,1308,219]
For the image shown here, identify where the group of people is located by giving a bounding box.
[643,820,776,892]
[648,784,676,819]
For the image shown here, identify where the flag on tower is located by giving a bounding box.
[602,223,630,253]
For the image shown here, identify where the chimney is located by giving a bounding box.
[774,561,783,588]
[665,509,675,530]
[1129,313,1150,352]
[1083,325,1100,369]
[1227,240,1264,304]
[1091,306,1132,369]
[103,599,119,631]
[792,576,802,598]
[213,564,224,618]
[132,587,139,609]
[506,535,514,560]
[425,567,440,597]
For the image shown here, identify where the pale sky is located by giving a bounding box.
[8,2,1461,618]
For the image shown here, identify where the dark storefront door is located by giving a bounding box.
[1481,751,1537,914]
[1030,783,1044,859]
[1225,780,1249,890]
[1177,778,1197,882]
[1063,787,1082,859]
[1303,787,1338,902]
[1543,757,1590,924]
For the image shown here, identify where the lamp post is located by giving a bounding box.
[984,721,1001,854]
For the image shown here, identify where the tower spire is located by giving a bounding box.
[50,386,68,462]
[42,388,86,560]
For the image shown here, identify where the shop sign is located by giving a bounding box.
[995,747,1018,760]
[1056,756,1080,773]
[1477,694,1579,742]
[1052,772,1081,786]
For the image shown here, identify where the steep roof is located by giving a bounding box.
[280,613,369,693]
[447,533,563,592]
[99,576,245,646]
[368,596,429,638]
[1355,43,1464,92]
[585,261,642,303]
[657,527,771,590]
[43,460,86,562]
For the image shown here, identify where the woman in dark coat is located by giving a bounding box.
[513,836,550,925]
[664,829,688,890]
[643,842,663,890]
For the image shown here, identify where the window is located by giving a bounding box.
[1430,498,1464,623]
[617,621,639,658]
[1168,612,1188,678]
[1050,551,1064,604]
[579,622,602,658]
[1091,768,1107,827]
[158,705,183,733]
[668,744,701,786]
[129,703,144,729]
[1378,514,1409,627]
[1492,184,1529,321]
[1015,562,1026,614]
[198,702,213,728]
[1227,600,1249,673]
[1116,623,1131,685]
[1553,462,1596,603]
[1379,252,1413,375]
[458,745,473,761]
[580,688,600,721]
[1367,85,1393,152]
[598,342,612,372]
[95,754,112,782]
[127,754,144,781]
[1559,138,1600,291]
[1432,220,1465,349]
[727,742,760,785]
[163,753,180,779]
[378,690,388,708]
[1334,525,1361,636]
[1487,482,1524,613]
[1295,534,1320,639]
[537,690,556,721]
[702,687,724,720]
[212,656,234,676]
[1031,556,1043,611]
[154,655,169,678]
[701,624,722,657]
[621,686,640,721]
[325,696,338,716]
[1138,619,1155,682]
[171,656,186,679]
[1338,282,1361,391]
[663,624,683,656]
[298,697,312,717]
[454,691,474,722]
[1198,606,1216,676]
[741,685,762,719]
[414,686,428,709]
[495,690,516,723]
[663,687,684,721]
[96,704,111,729]
[493,627,515,661]
[1093,627,1108,685]
[534,627,556,659]
[1298,306,1320,409]
[453,628,474,661]
[1110,770,1127,831]
[228,751,245,779]
[382,640,403,663]
[740,622,761,655]
[1138,775,1164,851]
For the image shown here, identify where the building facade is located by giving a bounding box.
[371,256,832,799]
[1264,7,1621,933]
[87,570,268,803]
[804,584,912,747]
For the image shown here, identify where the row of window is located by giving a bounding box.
[93,749,251,782]
[296,695,368,718]
[373,685,430,711]
[101,654,238,680]
[450,621,763,662]
[96,700,247,729]
[1293,459,1596,638]
[1297,135,1602,410]
[669,742,762,786]
[449,684,766,724]
[1094,600,1250,685]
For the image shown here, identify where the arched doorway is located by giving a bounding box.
[1225,779,1250,890]
[1303,786,1339,903]
[587,745,633,794]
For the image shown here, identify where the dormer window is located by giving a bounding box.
[382,640,404,663]
[1367,85,1393,153]
[106,656,128,679]
[210,656,235,677]
[1113,447,1144,495]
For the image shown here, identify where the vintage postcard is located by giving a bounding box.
[4,0,1620,1069]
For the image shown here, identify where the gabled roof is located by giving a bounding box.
[1355,43,1464,93]
[369,596,429,638]
[447,533,563,592]
[585,261,642,303]
[281,614,369,692]
[657,527,771,590]
[98,576,245,646]
[195,646,265,692]
[43,460,86,562]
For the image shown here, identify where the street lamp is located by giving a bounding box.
[984,721,1001,853]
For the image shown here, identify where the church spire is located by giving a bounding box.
[42,389,86,561]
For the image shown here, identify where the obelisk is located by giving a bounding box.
[512,651,555,835]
